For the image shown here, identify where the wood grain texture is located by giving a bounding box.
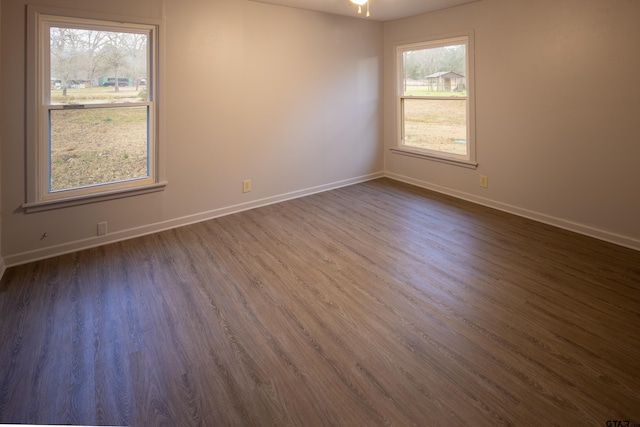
[1,178,639,426]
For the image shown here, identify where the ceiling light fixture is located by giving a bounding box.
[350,0,371,17]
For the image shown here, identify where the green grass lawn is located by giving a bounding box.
[48,85,149,191]
[403,86,467,97]
[51,86,147,104]
[402,98,467,156]
[49,106,148,191]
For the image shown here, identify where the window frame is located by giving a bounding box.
[392,31,477,169]
[24,5,166,213]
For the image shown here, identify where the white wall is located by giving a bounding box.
[0,0,4,277]
[2,0,638,267]
[0,0,383,265]
[384,0,640,249]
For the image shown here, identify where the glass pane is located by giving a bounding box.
[49,106,149,191]
[402,44,466,97]
[402,98,467,156]
[49,27,148,105]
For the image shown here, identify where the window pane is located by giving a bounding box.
[49,106,149,191]
[402,44,466,97]
[49,27,148,105]
[402,98,467,156]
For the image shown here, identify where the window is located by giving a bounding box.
[25,7,165,211]
[394,33,476,167]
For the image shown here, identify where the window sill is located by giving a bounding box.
[22,181,168,213]
[390,148,478,169]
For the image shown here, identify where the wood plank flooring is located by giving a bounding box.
[1,178,639,426]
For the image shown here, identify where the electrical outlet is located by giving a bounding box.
[243,179,251,193]
[479,175,489,188]
[97,221,108,236]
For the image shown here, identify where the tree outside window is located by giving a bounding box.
[396,34,476,166]
[26,8,163,210]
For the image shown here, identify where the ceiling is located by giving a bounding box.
[249,0,480,22]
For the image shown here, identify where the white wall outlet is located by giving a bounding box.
[479,175,489,188]
[243,179,251,193]
[97,222,108,236]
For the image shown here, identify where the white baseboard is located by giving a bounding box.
[4,172,385,267]
[6,170,636,267]
[385,172,640,252]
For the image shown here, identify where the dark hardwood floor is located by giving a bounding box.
[1,178,639,426]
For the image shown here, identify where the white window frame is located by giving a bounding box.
[24,6,166,213]
[391,31,477,169]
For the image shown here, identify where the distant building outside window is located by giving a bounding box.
[25,6,165,212]
[395,32,476,167]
